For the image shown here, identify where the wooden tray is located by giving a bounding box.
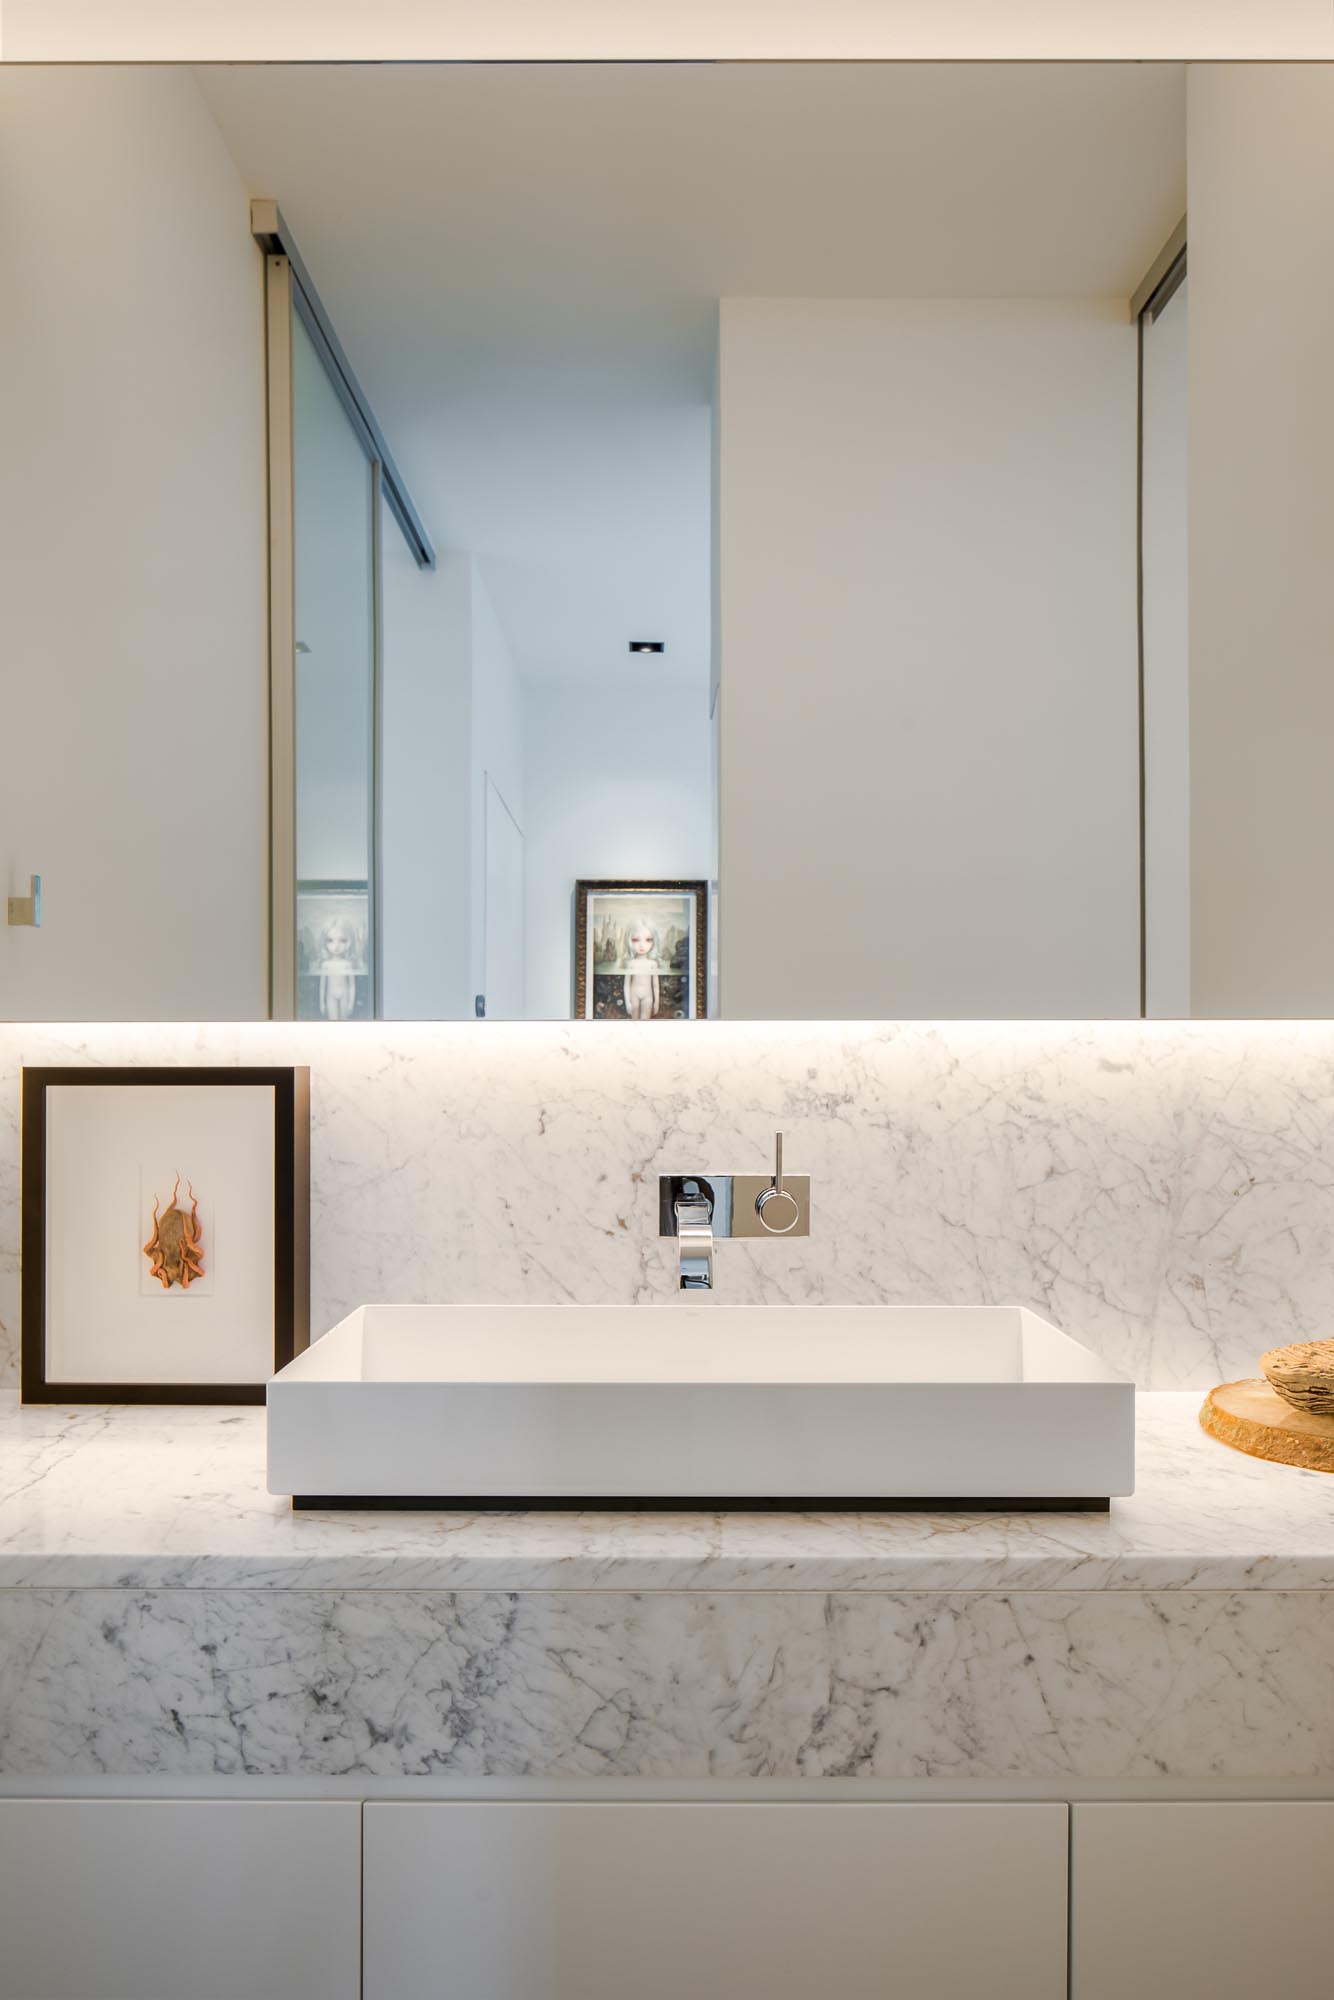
[1200,1378,1334,1473]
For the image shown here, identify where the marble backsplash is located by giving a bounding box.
[2,1019,1333,1393]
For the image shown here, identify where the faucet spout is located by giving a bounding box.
[674,1193,714,1291]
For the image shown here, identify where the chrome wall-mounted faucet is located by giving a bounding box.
[660,1133,810,1291]
[673,1183,715,1291]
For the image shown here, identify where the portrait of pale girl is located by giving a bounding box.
[622,917,661,1020]
[318,919,358,1021]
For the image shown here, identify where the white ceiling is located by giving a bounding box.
[198,61,1186,688]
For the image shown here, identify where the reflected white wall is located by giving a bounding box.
[0,67,267,1021]
[470,573,525,1016]
[380,545,473,1019]
[718,297,1140,1019]
[523,682,714,1020]
[1187,63,1334,1014]
[380,552,524,1019]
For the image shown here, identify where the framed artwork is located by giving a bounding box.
[21,1067,310,1404]
[574,880,708,1021]
[296,880,372,1021]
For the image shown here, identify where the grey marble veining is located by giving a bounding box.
[2,1392,1332,1593]
[3,1020,1334,1393]
[3,1582,1332,1782]
[4,1023,1332,1790]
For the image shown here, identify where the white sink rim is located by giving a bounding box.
[267,1303,1135,1509]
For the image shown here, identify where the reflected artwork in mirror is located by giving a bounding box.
[2,61,1331,1020]
[574,880,709,1021]
[296,881,372,1022]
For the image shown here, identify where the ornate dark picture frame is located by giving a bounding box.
[573,879,709,1021]
[21,1066,310,1405]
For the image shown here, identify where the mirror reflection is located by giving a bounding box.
[3,62,1328,1020]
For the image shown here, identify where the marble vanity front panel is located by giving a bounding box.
[2,1585,1331,1783]
[4,1019,1334,1392]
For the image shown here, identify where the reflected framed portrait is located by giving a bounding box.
[296,880,372,1022]
[574,880,708,1021]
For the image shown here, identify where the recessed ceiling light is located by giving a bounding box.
[629,640,665,655]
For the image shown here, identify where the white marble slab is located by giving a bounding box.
[3,1582,1332,1781]
[2,1392,1332,1594]
[4,1021,1334,1396]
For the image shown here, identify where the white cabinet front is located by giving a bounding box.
[1072,1802,1334,2000]
[0,1799,361,2000]
[363,1800,1068,2000]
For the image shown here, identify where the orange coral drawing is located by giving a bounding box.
[143,1175,205,1290]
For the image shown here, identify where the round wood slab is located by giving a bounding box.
[1200,1378,1334,1473]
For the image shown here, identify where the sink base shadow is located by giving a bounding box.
[290,1494,1113,1513]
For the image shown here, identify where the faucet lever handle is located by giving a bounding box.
[756,1132,801,1235]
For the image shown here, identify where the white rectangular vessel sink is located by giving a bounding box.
[267,1304,1134,1509]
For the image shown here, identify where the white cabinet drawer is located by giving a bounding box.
[0,1799,360,2000]
[364,1800,1068,2000]
[1072,1802,1334,2000]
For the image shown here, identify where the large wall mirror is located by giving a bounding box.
[2,61,1330,1020]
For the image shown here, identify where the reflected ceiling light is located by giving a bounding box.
[629,640,665,655]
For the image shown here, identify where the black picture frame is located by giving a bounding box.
[21,1067,310,1405]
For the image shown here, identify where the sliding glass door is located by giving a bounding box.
[290,314,377,1021]
[1140,267,1189,1017]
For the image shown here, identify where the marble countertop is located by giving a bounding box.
[0,1390,1331,1593]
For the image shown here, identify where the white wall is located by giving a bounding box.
[380,545,473,1020]
[1187,65,1334,1016]
[717,297,1140,1019]
[0,67,267,1020]
[523,682,714,1020]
